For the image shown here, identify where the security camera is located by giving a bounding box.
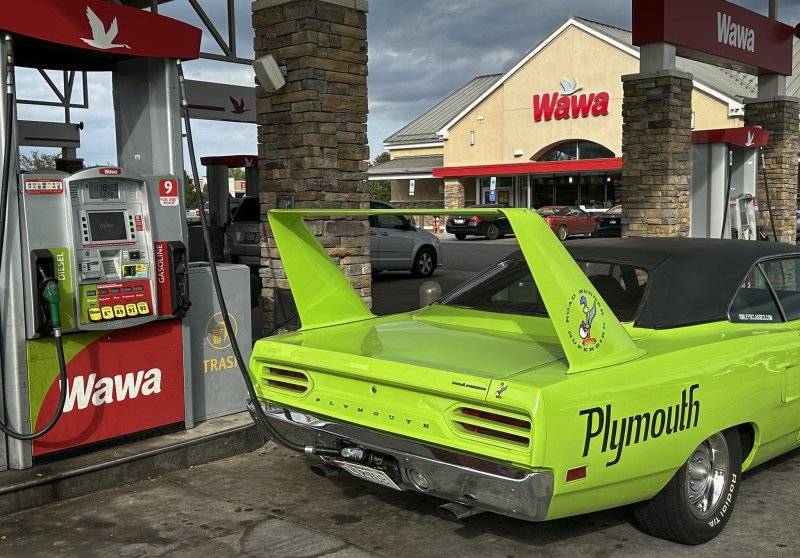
[253,54,286,92]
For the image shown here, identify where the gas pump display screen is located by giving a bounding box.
[88,182,119,200]
[88,212,128,242]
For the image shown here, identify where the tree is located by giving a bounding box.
[20,151,59,172]
[183,170,208,210]
[229,167,245,180]
[369,151,391,202]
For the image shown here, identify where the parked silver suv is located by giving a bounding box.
[226,198,440,277]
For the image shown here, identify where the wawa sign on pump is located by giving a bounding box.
[532,78,610,123]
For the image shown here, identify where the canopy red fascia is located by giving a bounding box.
[432,157,623,178]
[3,0,201,70]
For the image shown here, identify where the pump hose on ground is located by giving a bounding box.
[176,62,339,457]
[0,79,69,439]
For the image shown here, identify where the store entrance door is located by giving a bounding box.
[480,186,512,205]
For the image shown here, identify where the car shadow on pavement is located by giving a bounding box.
[323,473,630,548]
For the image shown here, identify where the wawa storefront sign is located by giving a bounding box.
[532,78,609,122]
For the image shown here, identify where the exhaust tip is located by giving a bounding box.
[436,502,484,521]
[309,463,340,478]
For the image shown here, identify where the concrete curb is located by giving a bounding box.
[0,412,265,516]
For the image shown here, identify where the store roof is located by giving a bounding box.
[367,155,443,179]
[383,16,800,147]
[383,75,500,146]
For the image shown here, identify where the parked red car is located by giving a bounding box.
[537,205,598,240]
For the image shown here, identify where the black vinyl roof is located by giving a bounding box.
[512,238,800,329]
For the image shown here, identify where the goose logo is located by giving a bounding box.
[230,96,250,115]
[559,78,582,96]
[81,7,130,50]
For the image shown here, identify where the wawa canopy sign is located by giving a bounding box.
[632,0,795,76]
[532,78,610,123]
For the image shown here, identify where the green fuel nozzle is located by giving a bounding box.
[38,266,61,329]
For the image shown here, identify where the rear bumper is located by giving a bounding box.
[248,400,553,521]
[445,223,485,235]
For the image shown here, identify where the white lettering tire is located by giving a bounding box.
[633,428,742,545]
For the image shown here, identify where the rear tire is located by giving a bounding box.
[454,233,467,240]
[633,429,742,545]
[411,246,436,278]
[556,225,568,241]
[485,224,500,240]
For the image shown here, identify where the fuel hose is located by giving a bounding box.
[0,36,69,440]
[176,62,339,457]
[760,149,778,243]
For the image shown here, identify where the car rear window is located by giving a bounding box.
[232,197,259,222]
[729,266,782,323]
[441,259,648,322]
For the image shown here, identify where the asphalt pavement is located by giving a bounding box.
[2,437,797,557]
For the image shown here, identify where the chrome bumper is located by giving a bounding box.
[248,400,553,521]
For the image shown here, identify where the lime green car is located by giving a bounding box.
[248,208,800,545]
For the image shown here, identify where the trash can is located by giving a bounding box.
[188,262,252,421]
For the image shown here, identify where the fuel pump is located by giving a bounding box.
[0,1,201,470]
[690,127,769,240]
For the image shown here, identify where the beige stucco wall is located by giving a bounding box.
[692,89,743,131]
[389,178,443,203]
[387,146,444,159]
[443,24,743,167]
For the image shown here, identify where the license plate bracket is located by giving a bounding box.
[334,460,402,490]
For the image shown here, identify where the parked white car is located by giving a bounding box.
[369,201,440,278]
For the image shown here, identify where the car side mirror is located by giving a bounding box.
[419,281,442,307]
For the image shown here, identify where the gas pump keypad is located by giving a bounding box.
[80,279,154,324]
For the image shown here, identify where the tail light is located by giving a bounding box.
[469,215,481,223]
[262,366,310,395]
[453,406,531,447]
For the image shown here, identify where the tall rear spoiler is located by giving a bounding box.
[268,208,645,373]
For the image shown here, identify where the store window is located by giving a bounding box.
[538,140,615,162]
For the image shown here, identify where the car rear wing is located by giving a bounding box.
[268,208,645,373]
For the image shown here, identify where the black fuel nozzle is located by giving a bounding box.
[37,264,61,329]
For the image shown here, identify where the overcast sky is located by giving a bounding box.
[16,0,800,172]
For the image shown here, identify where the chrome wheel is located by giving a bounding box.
[686,432,730,520]
[418,252,433,275]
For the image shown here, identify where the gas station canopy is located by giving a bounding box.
[200,155,258,168]
[4,0,201,70]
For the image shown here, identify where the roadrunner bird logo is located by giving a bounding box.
[559,77,582,96]
[495,382,508,399]
[578,295,597,346]
[81,7,130,50]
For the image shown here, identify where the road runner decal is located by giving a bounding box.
[566,289,607,351]
[580,384,700,466]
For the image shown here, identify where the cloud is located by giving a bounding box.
[14,0,799,169]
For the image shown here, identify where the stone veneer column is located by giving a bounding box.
[252,0,370,333]
[620,71,693,237]
[443,178,465,209]
[744,97,800,244]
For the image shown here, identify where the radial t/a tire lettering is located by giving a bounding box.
[633,428,742,545]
